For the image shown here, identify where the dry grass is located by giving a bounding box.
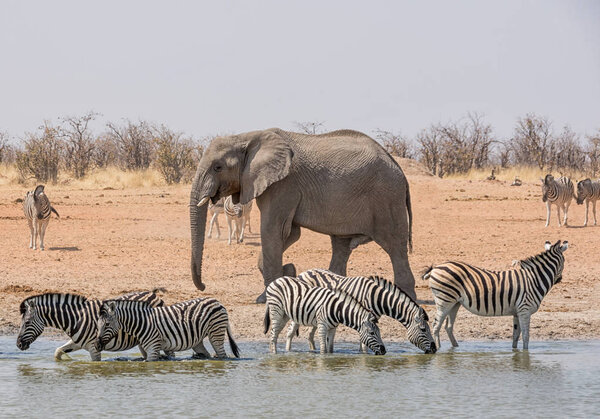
[446,166,590,183]
[0,164,178,189]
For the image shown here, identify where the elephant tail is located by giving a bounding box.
[406,181,413,253]
[263,305,271,335]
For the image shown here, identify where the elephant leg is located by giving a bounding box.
[328,236,353,276]
[389,248,416,300]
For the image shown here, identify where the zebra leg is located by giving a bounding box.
[238,218,245,243]
[227,216,233,245]
[32,220,39,250]
[360,342,367,354]
[54,340,81,361]
[328,236,352,276]
[444,303,461,347]
[317,323,329,354]
[563,202,570,226]
[192,340,212,358]
[327,328,337,353]
[307,326,317,351]
[269,309,289,354]
[285,322,299,352]
[208,212,218,238]
[209,329,228,358]
[556,205,562,227]
[246,214,252,234]
[39,220,49,251]
[27,217,34,248]
[432,303,454,349]
[517,312,532,350]
[143,344,162,361]
[512,315,521,349]
[584,200,589,227]
[545,202,551,227]
[214,215,221,238]
[593,200,597,226]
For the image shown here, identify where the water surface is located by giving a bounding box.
[1,337,598,417]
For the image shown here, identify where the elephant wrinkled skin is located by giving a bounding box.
[190,128,415,303]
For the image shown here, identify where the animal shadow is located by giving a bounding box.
[49,246,81,251]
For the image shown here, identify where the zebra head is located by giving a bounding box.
[548,240,569,284]
[358,312,386,355]
[16,298,44,351]
[96,301,121,351]
[406,307,436,354]
[541,174,554,202]
[576,179,592,205]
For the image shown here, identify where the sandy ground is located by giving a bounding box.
[1,162,599,348]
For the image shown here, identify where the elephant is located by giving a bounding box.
[190,128,415,303]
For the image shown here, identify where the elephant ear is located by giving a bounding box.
[240,131,293,204]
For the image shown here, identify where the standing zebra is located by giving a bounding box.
[23,185,60,250]
[207,198,224,238]
[286,269,435,353]
[541,175,574,227]
[224,195,253,245]
[264,276,386,355]
[576,178,600,226]
[424,240,568,350]
[16,290,166,360]
[96,297,240,361]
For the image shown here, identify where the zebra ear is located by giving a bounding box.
[560,241,569,252]
[420,308,429,322]
[544,241,552,251]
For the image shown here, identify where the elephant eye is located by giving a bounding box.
[213,164,223,172]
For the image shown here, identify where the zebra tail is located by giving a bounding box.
[51,206,60,218]
[421,266,434,280]
[406,180,413,253]
[227,325,240,358]
[263,305,271,335]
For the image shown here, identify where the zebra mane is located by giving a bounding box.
[367,275,421,307]
[332,288,378,320]
[517,240,561,269]
[20,293,88,315]
[101,298,151,313]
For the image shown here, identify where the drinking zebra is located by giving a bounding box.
[423,240,568,350]
[541,175,574,227]
[16,290,166,360]
[23,185,60,250]
[576,178,600,226]
[224,195,253,244]
[264,276,386,355]
[286,269,435,353]
[96,297,240,361]
[207,198,224,238]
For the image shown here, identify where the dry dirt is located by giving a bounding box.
[1,164,599,348]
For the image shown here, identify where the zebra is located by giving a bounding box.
[16,290,166,361]
[23,185,60,250]
[286,269,435,353]
[96,297,240,361]
[224,195,253,244]
[207,198,224,238]
[264,276,386,355]
[423,240,568,350]
[576,178,600,226]
[541,174,574,227]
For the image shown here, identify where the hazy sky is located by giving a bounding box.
[1,0,598,142]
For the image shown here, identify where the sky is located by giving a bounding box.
[0,0,598,143]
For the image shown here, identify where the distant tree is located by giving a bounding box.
[0,131,12,163]
[16,122,63,183]
[60,111,99,178]
[553,125,585,172]
[586,130,600,177]
[511,114,554,170]
[106,120,155,170]
[373,129,414,158]
[294,121,326,135]
[416,125,444,176]
[153,125,197,184]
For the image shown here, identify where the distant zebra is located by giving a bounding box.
[541,175,574,227]
[423,240,568,350]
[23,185,60,250]
[576,178,600,226]
[207,198,224,238]
[288,269,435,353]
[16,290,166,360]
[264,276,386,355]
[97,297,240,361]
[224,196,253,244]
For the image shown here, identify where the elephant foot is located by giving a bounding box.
[255,291,267,304]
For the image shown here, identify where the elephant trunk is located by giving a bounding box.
[190,169,212,291]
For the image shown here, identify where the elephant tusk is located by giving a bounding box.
[197,196,210,207]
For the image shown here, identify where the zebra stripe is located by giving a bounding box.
[97,297,240,360]
[424,240,568,350]
[541,175,574,227]
[224,196,253,244]
[576,178,600,226]
[16,290,164,360]
[291,269,435,353]
[264,276,386,355]
[207,198,224,238]
[23,185,59,250]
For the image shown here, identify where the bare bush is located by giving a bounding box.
[15,122,63,183]
[374,129,413,158]
[294,121,326,135]
[511,114,554,170]
[553,126,585,172]
[106,120,154,170]
[586,130,600,177]
[61,112,99,178]
[416,126,444,176]
[0,131,15,163]
[91,135,119,168]
[153,125,197,184]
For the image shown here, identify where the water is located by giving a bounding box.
[0,336,599,418]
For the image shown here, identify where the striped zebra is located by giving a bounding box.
[23,185,60,250]
[264,276,386,355]
[576,178,600,226]
[541,175,574,227]
[16,290,166,360]
[96,297,240,361]
[423,240,568,350]
[224,195,253,244]
[207,198,224,238]
[287,269,435,353]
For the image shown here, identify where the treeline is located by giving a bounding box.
[0,112,204,184]
[370,113,600,178]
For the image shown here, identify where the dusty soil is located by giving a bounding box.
[1,164,599,348]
